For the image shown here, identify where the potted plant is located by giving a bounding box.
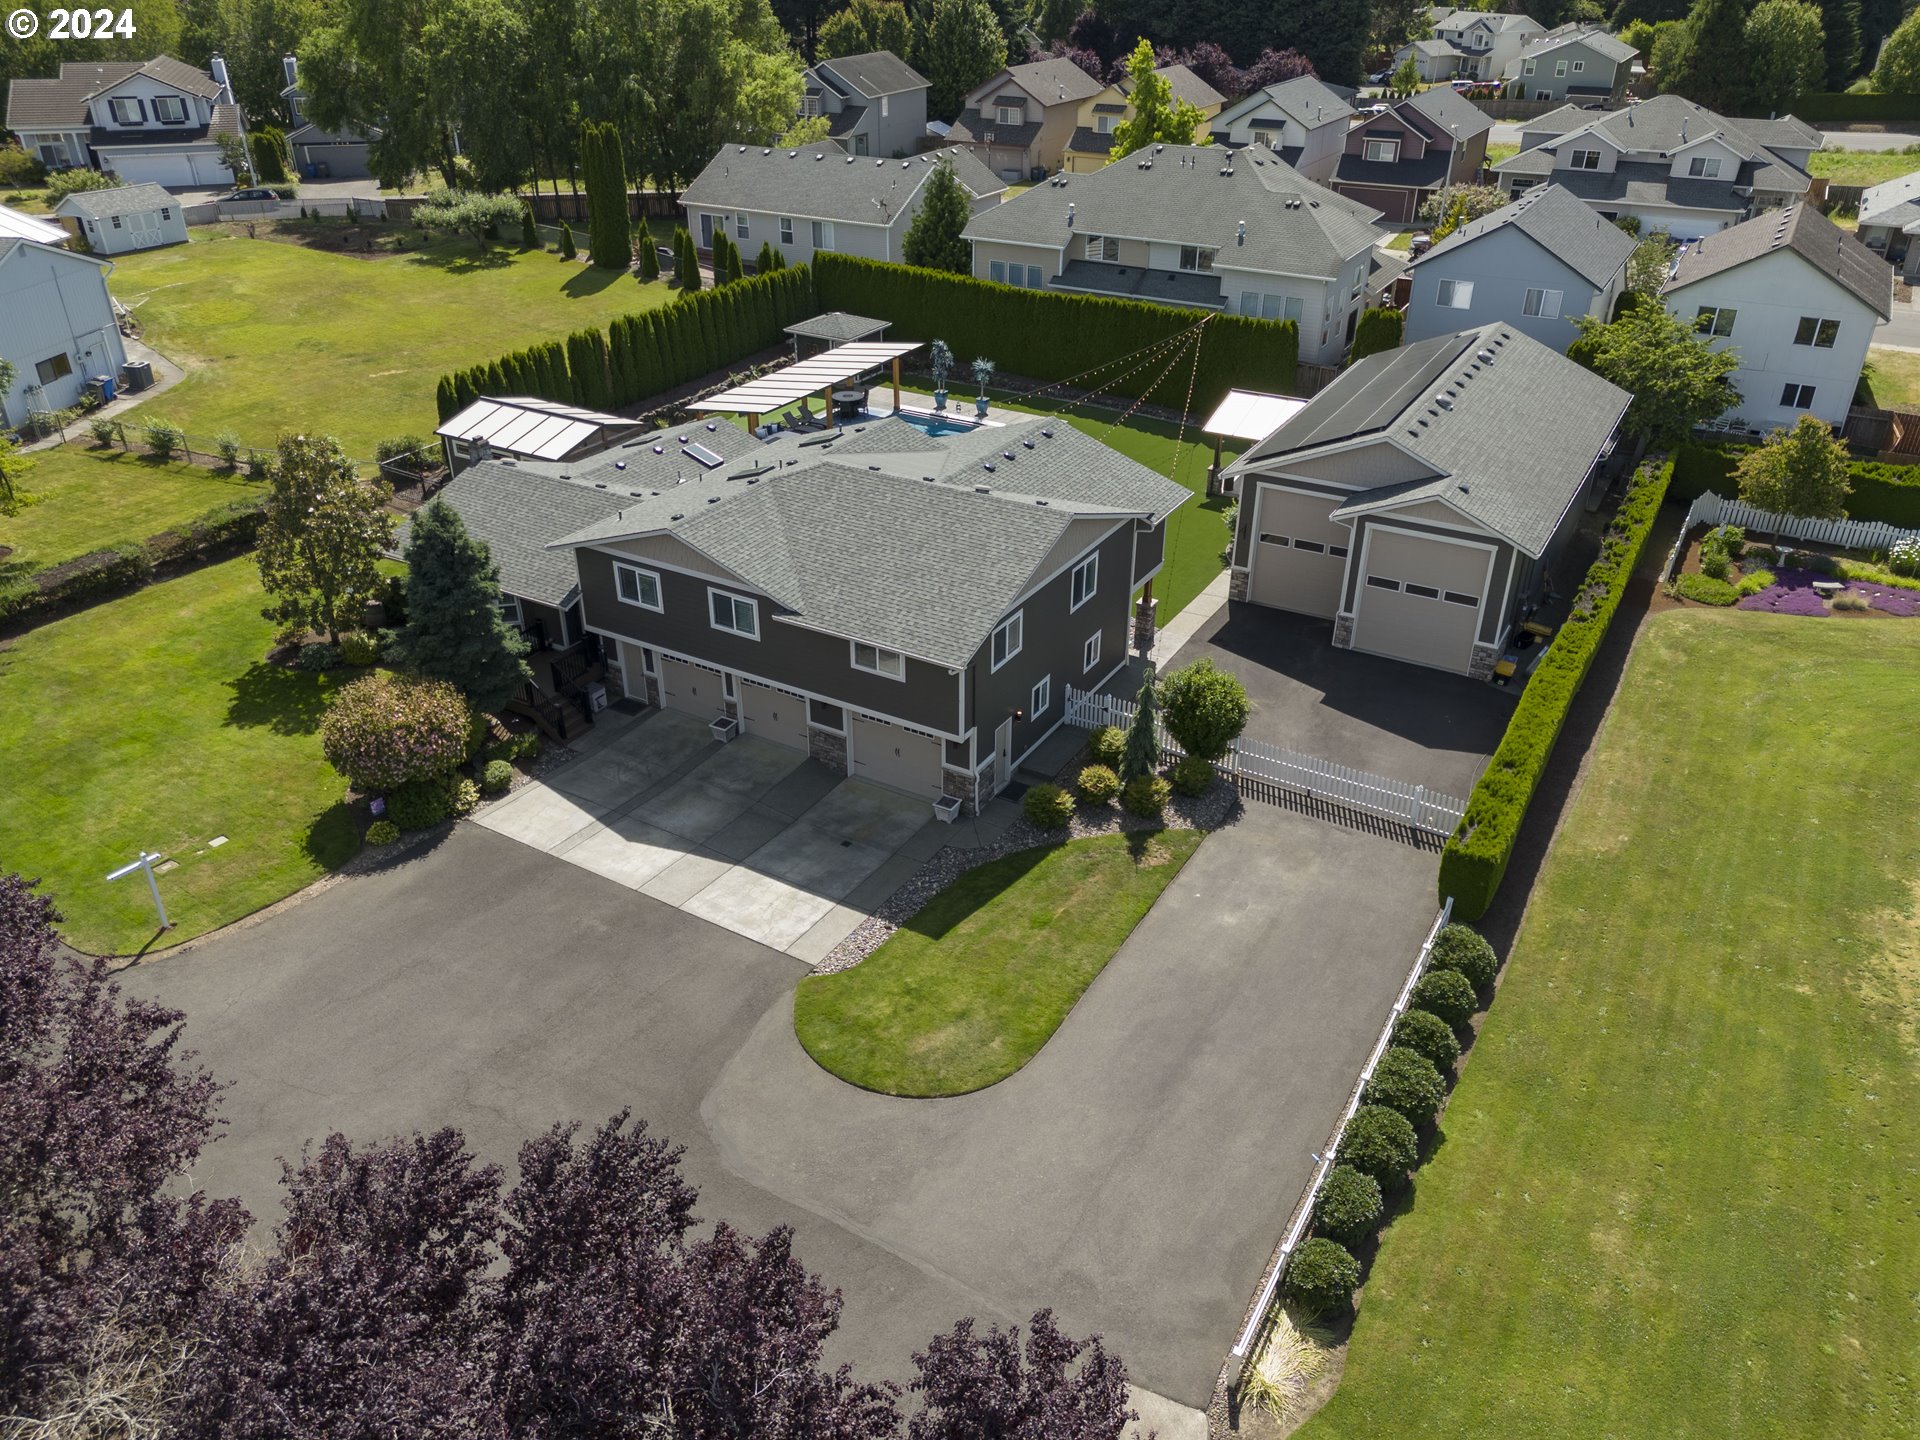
[972,357,995,417]
[929,339,953,411]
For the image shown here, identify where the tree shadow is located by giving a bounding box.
[561,264,626,299]
[899,841,1057,943]
[304,800,367,869]
[224,662,333,735]
[403,244,516,275]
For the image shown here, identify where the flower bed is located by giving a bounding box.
[1737,567,1920,617]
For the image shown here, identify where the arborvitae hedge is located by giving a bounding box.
[1671,440,1920,527]
[1349,306,1404,363]
[811,253,1300,410]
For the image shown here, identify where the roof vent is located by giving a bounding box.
[869,464,881,470]
[1458,482,1471,494]
[814,152,823,161]
[652,444,664,453]
[678,434,689,443]
[670,513,684,520]
[738,145,746,153]
[788,150,798,157]
[976,484,991,492]
[1002,450,1015,460]
[1436,395,1454,411]
[706,421,717,431]
[1035,498,1049,506]
[875,157,883,165]
[594,482,607,489]
[615,460,627,469]
[1237,219,1246,245]
[1476,348,1495,363]
[982,463,996,473]
[1022,438,1035,449]
[847,155,856,163]
[706,495,721,504]
[1041,426,1054,438]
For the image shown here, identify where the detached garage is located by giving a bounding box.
[1248,485,1351,617]
[849,713,944,799]
[1348,526,1493,672]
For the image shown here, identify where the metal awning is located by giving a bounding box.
[1203,389,1308,443]
[690,341,923,416]
[783,310,891,346]
[435,396,638,459]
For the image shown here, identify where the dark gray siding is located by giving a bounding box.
[574,546,961,733]
[1234,473,1360,569]
[1132,518,1166,585]
[510,597,570,650]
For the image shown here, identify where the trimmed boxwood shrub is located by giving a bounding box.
[1410,968,1478,1029]
[1337,1105,1419,1187]
[1284,1237,1360,1317]
[1088,725,1126,768]
[1121,774,1171,819]
[320,672,472,794]
[1390,1007,1461,1072]
[385,776,451,831]
[1169,754,1215,797]
[1023,782,1076,829]
[1075,764,1120,805]
[480,759,513,795]
[1312,1164,1383,1247]
[1428,923,1498,990]
[1158,658,1250,761]
[364,819,400,846]
[1671,572,1739,606]
[1362,1046,1447,1127]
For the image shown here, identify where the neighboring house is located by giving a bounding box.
[1660,202,1891,433]
[5,54,241,186]
[949,57,1105,181]
[1328,85,1493,223]
[1503,25,1639,104]
[1062,64,1226,174]
[1211,76,1357,184]
[0,236,128,427]
[680,141,1004,265]
[279,54,378,180]
[1396,9,1545,83]
[963,143,1382,365]
[53,182,188,254]
[1405,184,1633,348]
[1854,168,1920,278]
[1224,322,1629,677]
[444,412,1189,810]
[1492,94,1815,240]
[435,395,653,476]
[799,50,929,158]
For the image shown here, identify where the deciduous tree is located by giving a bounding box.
[412,187,526,251]
[1734,414,1852,517]
[1872,5,1920,91]
[1568,303,1741,448]
[256,433,393,642]
[1158,657,1251,761]
[903,157,975,272]
[1625,229,1678,295]
[1745,0,1827,111]
[820,0,914,59]
[907,1308,1138,1440]
[914,0,1009,118]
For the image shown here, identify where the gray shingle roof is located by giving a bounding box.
[1412,183,1635,287]
[6,55,219,131]
[51,182,176,219]
[681,142,1003,226]
[815,50,927,99]
[1066,126,1115,157]
[1662,202,1893,321]
[1219,75,1356,132]
[963,143,1382,281]
[1000,57,1105,105]
[783,310,891,344]
[1051,258,1227,307]
[1859,168,1920,228]
[1402,84,1496,142]
[1331,150,1452,192]
[1226,324,1628,556]
[949,114,1041,150]
[1117,63,1226,113]
[1512,26,1639,64]
[1496,95,1813,199]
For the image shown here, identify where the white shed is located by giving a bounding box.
[53,183,189,255]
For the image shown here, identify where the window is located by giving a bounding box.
[1241,293,1302,321]
[1534,89,1551,101]
[107,96,143,125]
[111,215,123,229]
[1025,264,1043,288]
[1096,113,1113,134]
[614,562,662,611]
[33,353,72,385]
[1405,582,1441,599]
[1179,245,1215,272]
[1030,675,1051,718]
[1082,629,1102,671]
[1695,305,1736,337]
[1570,59,1584,72]
[996,103,1022,125]
[153,94,187,123]
[1780,382,1817,409]
[1435,278,1474,309]
[1330,544,1349,557]
[1363,138,1400,163]
[1522,287,1563,318]
[799,92,822,116]
[160,206,171,221]
[1366,575,1402,591]
[852,640,905,678]
[811,219,834,250]
[991,611,1023,670]
[709,589,758,637]
[780,216,793,244]
[735,213,749,238]
[880,95,890,118]
[1523,58,1536,74]
[1293,539,1326,553]
[990,259,1007,283]
[1443,590,1479,606]
[1687,156,1721,178]
[498,595,523,627]
[1793,316,1840,349]
[1569,148,1600,169]
[1554,59,1568,76]
[639,646,658,675]
[1085,234,1117,261]
[1069,554,1098,610]
[1260,532,1290,546]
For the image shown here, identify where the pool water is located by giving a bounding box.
[889,409,980,436]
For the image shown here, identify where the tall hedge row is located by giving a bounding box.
[810,253,1300,411]
[1670,440,1920,528]
[1437,458,1674,918]
[1790,92,1920,122]
[434,265,817,422]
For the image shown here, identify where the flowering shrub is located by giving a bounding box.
[1891,536,1920,577]
[320,672,471,793]
[1737,568,1834,616]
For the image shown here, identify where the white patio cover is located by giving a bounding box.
[690,341,922,416]
[434,396,633,460]
[1203,388,1308,443]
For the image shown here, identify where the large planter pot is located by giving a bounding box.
[933,389,948,411]
[974,395,989,417]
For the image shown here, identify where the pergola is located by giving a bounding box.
[1201,388,1308,495]
[690,340,923,431]
[783,310,891,358]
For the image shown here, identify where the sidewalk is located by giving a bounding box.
[18,336,184,452]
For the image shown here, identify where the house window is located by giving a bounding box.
[1179,245,1215,271]
[153,95,187,123]
[709,588,758,637]
[1435,278,1474,308]
[1695,305,1736,337]
[107,96,143,125]
[1363,138,1400,163]
[1534,89,1551,101]
[614,562,662,611]
[1569,148,1600,169]
[881,95,890,118]
[1069,554,1098,610]
[1780,382,1817,409]
[1030,674,1051,718]
[780,216,793,244]
[811,219,834,250]
[1554,59,1568,76]
[1523,58,1536,74]
[1241,293,1302,321]
[1688,156,1721,178]
[1522,287,1562,318]
[498,595,523,627]
[1570,59,1585,72]
[991,611,1023,670]
[723,672,736,700]
[1026,264,1043,288]
[735,213,749,238]
[990,259,1006,282]
[1082,629,1101,671]
[851,640,905,678]
[1793,316,1840,349]
[1085,234,1117,261]
[34,353,72,385]
[1096,113,1113,133]
[996,104,1022,125]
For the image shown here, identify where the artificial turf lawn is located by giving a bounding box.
[0,557,360,955]
[108,231,676,457]
[793,829,1204,1096]
[1,445,261,578]
[1302,610,1920,1440]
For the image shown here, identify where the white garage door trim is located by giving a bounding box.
[1351,525,1494,674]
[1249,484,1351,618]
[659,656,724,717]
[849,713,944,799]
[739,679,809,752]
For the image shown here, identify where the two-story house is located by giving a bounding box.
[1853,168,1920,278]
[1404,184,1634,348]
[0,236,128,427]
[949,57,1107,181]
[1660,203,1890,433]
[962,143,1383,365]
[1502,25,1640,104]
[1396,9,1545,83]
[1062,64,1225,174]
[1210,76,1357,184]
[1492,95,1815,240]
[1328,85,1493,223]
[279,54,378,179]
[4,54,241,187]
[799,50,929,158]
[680,141,1004,265]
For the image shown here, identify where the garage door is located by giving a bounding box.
[849,714,943,798]
[1248,487,1351,618]
[740,681,808,752]
[659,658,722,717]
[108,152,196,186]
[1350,527,1492,674]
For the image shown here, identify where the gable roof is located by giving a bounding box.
[51,182,176,220]
[815,50,927,99]
[1661,202,1893,321]
[1218,74,1356,131]
[996,57,1104,107]
[681,142,1004,226]
[0,234,114,274]
[1858,167,1920,228]
[6,55,219,131]
[1117,63,1226,113]
[964,143,1382,280]
[1402,84,1495,143]
[1495,95,1814,199]
[1511,25,1639,64]
[1412,183,1634,287]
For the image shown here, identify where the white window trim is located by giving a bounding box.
[1082,629,1102,672]
[1436,278,1474,309]
[850,639,907,680]
[780,216,794,244]
[613,561,663,612]
[1363,138,1400,163]
[1030,674,1051,719]
[707,586,759,639]
[498,595,523,627]
[990,610,1024,671]
[1522,286,1562,319]
[1069,554,1098,612]
[154,94,187,123]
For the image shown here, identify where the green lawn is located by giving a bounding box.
[0,557,360,955]
[794,830,1204,1096]
[1484,142,1520,168]
[110,232,677,457]
[1863,346,1920,408]
[1302,611,1920,1440]
[1809,146,1920,188]
[1,445,260,579]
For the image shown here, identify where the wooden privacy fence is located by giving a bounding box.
[1663,489,1920,579]
[1843,403,1920,456]
[1063,686,1466,836]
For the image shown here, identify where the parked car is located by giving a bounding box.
[221,187,278,202]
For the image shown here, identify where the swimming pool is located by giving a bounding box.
[888,409,981,436]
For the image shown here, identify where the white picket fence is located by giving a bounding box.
[1063,686,1466,836]
[1665,490,1920,580]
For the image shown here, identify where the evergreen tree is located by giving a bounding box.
[683,230,704,292]
[388,501,532,715]
[520,203,538,249]
[1268,0,1370,83]
[1664,0,1753,111]
[1349,307,1405,362]
[914,0,1008,118]
[902,157,974,273]
[639,232,661,280]
[724,239,745,284]
[1118,665,1160,786]
[583,121,632,269]
[558,219,577,260]
[757,239,779,272]
[1745,0,1827,113]
[1820,0,1862,89]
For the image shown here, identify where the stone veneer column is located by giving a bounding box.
[808,725,849,774]
[940,765,983,818]
[1468,642,1500,682]
[1331,613,1355,649]
[642,674,660,707]
[1133,595,1158,654]
[1228,568,1249,602]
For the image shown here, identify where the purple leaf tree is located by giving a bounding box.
[907,1308,1143,1440]
[1245,47,1318,88]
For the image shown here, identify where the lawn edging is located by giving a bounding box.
[1437,456,1671,919]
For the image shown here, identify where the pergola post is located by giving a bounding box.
[892,356,901,415]
[822,385,834,425]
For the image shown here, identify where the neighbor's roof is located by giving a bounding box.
[1402,84,1495,143]
[1435,8,1541,32]
[784,311,891,345]
[434,396,646,460]
[691,342,922,415]
[1226,324,1629,556]
[680,142,1004,226]
[1116,63,1226,113]
[1203,389,1308,442]
[1218,75,1356,131]
[0,233,109,271]
[814,50,927,99]
[52,182,177,220]
[1495,94,1813,197]
[1661,202,1893,321]
[1412,183,1634,288]
[0,202,69,244]
[1509,25,1639,65]
[964,143,1382,279]
[1859,167,1920,229]
[996,57,1105,106]
[6,55,219,130]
